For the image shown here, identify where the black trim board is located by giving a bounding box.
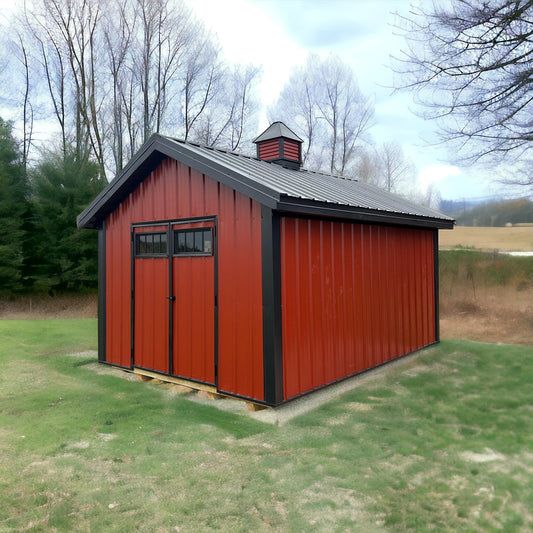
[434,229,440,342]
[97,222,106,363]
[276,198,455,230]
[261,206,284,406]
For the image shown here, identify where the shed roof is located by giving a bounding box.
[77,134,454,230]
[253,121,303,143]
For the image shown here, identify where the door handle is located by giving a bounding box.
[166,296,176,301]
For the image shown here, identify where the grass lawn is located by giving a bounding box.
[1,320,532,532]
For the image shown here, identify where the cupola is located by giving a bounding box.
[253,121,303,170]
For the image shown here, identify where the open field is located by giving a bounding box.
[439,250,533,344]
[1,320,532,532]
[439,226,533,252]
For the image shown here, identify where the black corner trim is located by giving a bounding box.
[97,222,106,362]
[433,229,440,342]
[261,206,284,406]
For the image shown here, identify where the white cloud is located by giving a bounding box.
[418,164,461,191]
[187,0,307,107]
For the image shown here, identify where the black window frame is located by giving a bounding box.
[173,227,213,257]
[134,231,169,257]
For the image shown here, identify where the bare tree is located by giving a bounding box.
[13,34,34,173]
[394,0,533,182]
[102,0,134,173]
[5,0,262,178]
[354,142,415,194]
[377,141,415,193]
[268,59,320,165]
[269,54,374,176]
[190,63,261,152]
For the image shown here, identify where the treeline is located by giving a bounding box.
[0,118,105,295]
[2,0,261,180]
[1,0,424,194]
[441,198,533,227]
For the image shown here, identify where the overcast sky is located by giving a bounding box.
[0,0,501,202]
[187,0,499,202]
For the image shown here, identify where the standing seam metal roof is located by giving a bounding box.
[77,134,454,230]
[166,138,453,222]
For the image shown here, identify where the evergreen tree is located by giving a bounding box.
[31,148,106,291]
[0,118,27,294]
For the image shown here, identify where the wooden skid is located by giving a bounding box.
[133,368,217,394]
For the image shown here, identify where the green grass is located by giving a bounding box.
[440,250,533,288]
[1,320,533,531]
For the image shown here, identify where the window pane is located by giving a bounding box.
[204,229,212,253]
[194,230,203,252]
[144,235,154,254]
[137,235,146,254]
[136,232,167,256]
[177,232,185,252]
[186,231,194,252]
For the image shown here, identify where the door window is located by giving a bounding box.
[173,228,213,255]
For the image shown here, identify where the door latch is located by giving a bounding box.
[166,296,176,301]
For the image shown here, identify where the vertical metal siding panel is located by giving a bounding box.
[373,227,382,365]
[428,232,434,344]
[313,219,326,385]
[105,208,131,367]
[280,218,296,398]
[300,220,314,391]
[322,221,335,384]
[250,199,264,397]
[334,223,346,379]
[420,232,429,345]
[352,225,365,374]
[425,230,436,344]
[217,187,264,401]
[217,188,236,392]
[384,228,395,357]
[362,225,374,368]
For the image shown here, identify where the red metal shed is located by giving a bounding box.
[78,122,454,407]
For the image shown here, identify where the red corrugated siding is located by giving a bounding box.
[280,217,435,400]
[258,139,280,160]
[104,158,264,401]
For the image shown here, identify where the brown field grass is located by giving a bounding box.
[439,226,533,251]
[0,293,97,320]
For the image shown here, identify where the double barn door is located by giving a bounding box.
[132,218,216,385]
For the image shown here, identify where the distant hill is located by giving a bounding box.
[439,198,533,226]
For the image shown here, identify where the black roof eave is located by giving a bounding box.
[77,134,281,229]
[276,197,455,230]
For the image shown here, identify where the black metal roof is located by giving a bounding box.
[253,121,303,144]
[77,134,455,230]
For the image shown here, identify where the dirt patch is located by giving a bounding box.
[0,293,97,319]
[460,449,506,463]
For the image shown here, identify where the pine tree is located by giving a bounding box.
[31,148,106,291]
[0,118,27,294]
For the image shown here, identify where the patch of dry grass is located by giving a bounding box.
[439,226,533,251]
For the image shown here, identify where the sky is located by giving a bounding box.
[186,0,499,202]
[0,0,502,202]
